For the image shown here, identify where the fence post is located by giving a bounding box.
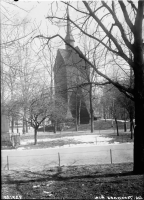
[7,156,9,170]
[58,152,60,167]
[110,149,113,164]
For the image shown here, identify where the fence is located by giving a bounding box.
[2,147,133,171]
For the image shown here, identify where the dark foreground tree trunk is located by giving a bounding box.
[133,97,144,174]
[133,0,144,174]
[34,128,38,145]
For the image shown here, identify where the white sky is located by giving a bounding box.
[5,1,78,49]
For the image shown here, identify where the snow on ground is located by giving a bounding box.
[101,119,129,122]
[17,147,25,150]
[20,135,113,146]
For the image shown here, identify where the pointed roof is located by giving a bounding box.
[65,5,75,48]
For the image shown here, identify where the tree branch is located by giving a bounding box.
[83,1,134,68]
[102,1,134,52]
[119,1,134,33]
[127,1,138,12]
[46,14,134,68]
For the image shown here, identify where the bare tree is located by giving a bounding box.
[27,90,52,145]
[1,0,37,137]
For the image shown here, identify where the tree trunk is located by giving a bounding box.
[11,117,14,133]
[133,3,144,173]
[43,120,45,133]
[78,99,81,126]
[75,91,78,131]
[26,121,28,133]
[23,107,27,134]
[75,117,78,131]
[34,128,38,145]
[133,97,144,174]
[22,117,25,134]
[130,119,134,139]
[103,107,106,121]
[123,108,127,132]
[17,119,19,133]
[129,108,134,139]
[53,121,57,133]
[133,33,144,173]
[89,84,94,133]
[115,118,119,136]
[90,109,94,133]
[124,121,127,132]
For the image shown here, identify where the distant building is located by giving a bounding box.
[54,8,90,124]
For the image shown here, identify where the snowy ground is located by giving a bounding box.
[20,135,115,147]
[9,120,130,150]
[100,119,130,122]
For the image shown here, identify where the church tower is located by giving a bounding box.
[54,6,90,124]
[65,6,75,50]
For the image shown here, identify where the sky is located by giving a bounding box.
[4,1,78,48]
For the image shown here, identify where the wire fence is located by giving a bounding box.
[2,147,133,171]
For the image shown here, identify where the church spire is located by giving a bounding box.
[65,5,75,50]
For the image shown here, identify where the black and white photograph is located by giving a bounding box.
[1,0,144,199]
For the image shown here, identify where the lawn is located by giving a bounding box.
[2,163,144,199]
